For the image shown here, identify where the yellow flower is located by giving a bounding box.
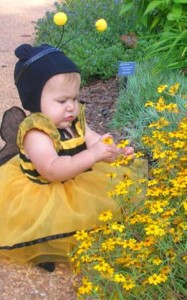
[123,278,136,290]
[152,168,163,175]
[102,137,113,144]
[74,230,89,241]
[78,277,93,295]
[94,261,114,274]
[173,140,186,149]
[166,249,176,260]
[148,200,169,215]
[113,273,126,283]
[145,224,165,236]
[129,242,142,251]
[53,12,67,26]
[152,257,162,265]
[161,266,171,275]
[182,255,187,263]
[147,273,163,285]
[143,236,156,247]
[148,117,169,129]
[160,273,168,283]
[135,151,144,158]
[117,139,130,148]
[157,84,168,93]
[169,83,180,95]
[111,222,125,232]
[148,179,158,186]
[101,238,116,251]
[166,103,179,113]
[95,18,107,32]
[81,255,94,263]
[77,241,92,255]
[155,97,166,111]
[183,201,187,212]
[98,210,113,222]
[145,100,154,107]
[124,238,136,248]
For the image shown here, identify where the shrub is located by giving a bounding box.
[34,0,150,85]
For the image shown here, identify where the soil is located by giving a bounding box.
[80,77,123,140]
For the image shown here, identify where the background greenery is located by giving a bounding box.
[111,64,186,152]
[34,0,186,152]
[120,0,187,73]
[35,0,145,85]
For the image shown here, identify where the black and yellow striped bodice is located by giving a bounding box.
[17,104,87,184]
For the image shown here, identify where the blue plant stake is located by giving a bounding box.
[118,62,136,89]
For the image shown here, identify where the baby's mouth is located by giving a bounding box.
[64,116,74,122]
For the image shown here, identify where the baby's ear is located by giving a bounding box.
[14,44,33,59]
[0,106,26,165]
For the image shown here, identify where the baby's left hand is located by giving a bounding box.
[118,146,135,157]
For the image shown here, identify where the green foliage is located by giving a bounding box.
[111,63,186,152]
[120,0,187,32]
[34,0,141,85]
[144,27,187,74]
[119,0,187,73]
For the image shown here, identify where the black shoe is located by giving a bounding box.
[38,262,55,272]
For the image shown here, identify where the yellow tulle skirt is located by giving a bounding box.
[0,155,147,264]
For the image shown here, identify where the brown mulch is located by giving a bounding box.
[80,77,124,141]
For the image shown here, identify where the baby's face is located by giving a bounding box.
[41,73,81,128]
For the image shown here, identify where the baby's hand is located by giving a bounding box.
[88,133,118,163]
[118,146,135,157]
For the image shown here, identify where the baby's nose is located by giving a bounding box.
[67,103,74,111]
[67,101,74,110]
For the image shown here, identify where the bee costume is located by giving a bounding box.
[0,44,146,266]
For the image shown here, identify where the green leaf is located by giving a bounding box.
[167,12,180,21]
[167,3,183,21]
[119,2,133,15]
[172,4,182,16]
[150,15,161,29]
[140,15,148,27]
[174,0,187,3]
[143,0,162,16]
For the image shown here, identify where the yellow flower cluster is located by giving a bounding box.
[70,83,187,299]
[145,96,179,113]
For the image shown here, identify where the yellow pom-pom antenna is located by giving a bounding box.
[95,19,107,32]
[53,12,68,48]
[54,12,68,26]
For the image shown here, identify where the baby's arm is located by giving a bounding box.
[23,129,118,182]
[84,123,101,148]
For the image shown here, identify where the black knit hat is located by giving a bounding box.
[14,43,80,112]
